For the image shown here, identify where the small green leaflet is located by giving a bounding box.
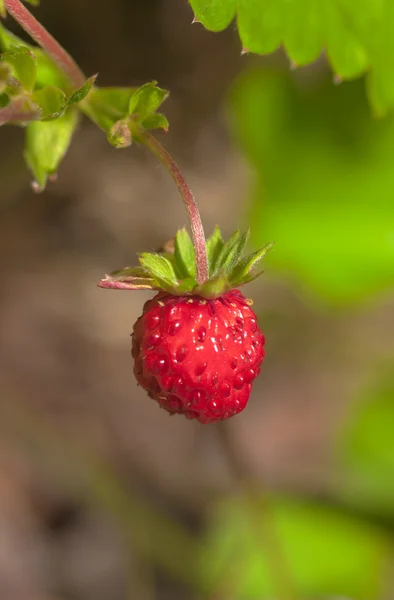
[33,86,66,119]
[80,86,137,131]
[190,0,394,116]
[82,81,169,145]
[128,81,169,120]
[1,45,37,91]
[0,24,68,90]
[24,108,79,190]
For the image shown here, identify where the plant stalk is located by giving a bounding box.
[0,100,41,125]
[139,130,209,285]
[4,0,85,88]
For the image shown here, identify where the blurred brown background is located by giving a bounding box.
[1,1,393,599]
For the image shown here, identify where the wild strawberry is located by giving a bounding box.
[99,226,272,423]
[131,290,264,423]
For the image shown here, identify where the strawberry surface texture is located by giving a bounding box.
[132,289,265,423]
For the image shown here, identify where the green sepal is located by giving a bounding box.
[228,242,275,286]
[206,225,224,276]
[174,228,196,279]
[139,252,179,289]
[141,112,169,132]
[98,226,272,298]
[195,272,230,299]
[97,266,159,291]
[211,227,250,276]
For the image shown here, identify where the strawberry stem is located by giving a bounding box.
[3,0,86,88]
[139,130,209,285]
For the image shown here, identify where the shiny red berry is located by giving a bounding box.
[131,289,265,423]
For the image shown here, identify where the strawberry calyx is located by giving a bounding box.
[98,227,273,299]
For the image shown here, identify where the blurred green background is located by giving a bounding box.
[0,1,393,599]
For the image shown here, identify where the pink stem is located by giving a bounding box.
[4,0,85,88]
[141,131,208,285]
[0,100,41,125]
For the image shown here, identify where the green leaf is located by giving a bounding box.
[65,74,96,108]
[33,86,66,119]
[81,86,137,131]
[0,25,68,90]
[139,253,178,288]
[1,45,37,91]
[141,112,169,132]
[229,68,394,306]
[174,228,196,279]
[201,495,389,599]
[337,371,394,517]
[189,0,236,31]
[0,1,5,18]
[24,108,79,190]
[229,242,274,287]
[190,0,394,115]
[128,81,169,121]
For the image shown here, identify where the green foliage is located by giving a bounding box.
[201,494,390,599]
[0,17,169,182]
[80,86,137,131]
[190,0,394,115]
[32,86,66,118]
[337,371,394,517]
[1,46,37,91]
[98,227,272,297]
[24,109,79,190]
[81,81,169,148]
[228,68,394,306]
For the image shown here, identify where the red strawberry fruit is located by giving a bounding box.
[99,226,272,423]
